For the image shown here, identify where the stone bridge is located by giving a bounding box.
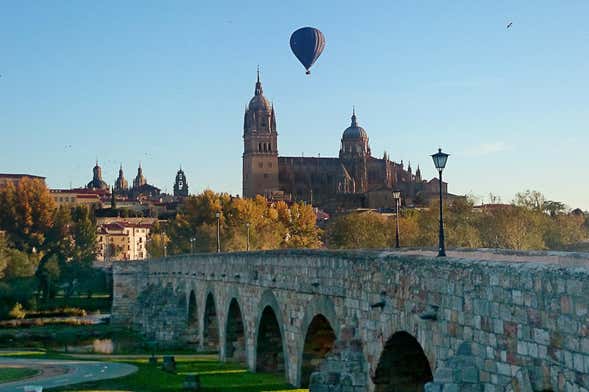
[112,249,589,391]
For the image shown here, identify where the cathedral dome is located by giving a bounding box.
[248,94,271,112]
[248,68,271,113]
[342,111,368,140]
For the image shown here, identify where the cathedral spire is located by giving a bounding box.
[255,66,263,96]
[351,107,358,127]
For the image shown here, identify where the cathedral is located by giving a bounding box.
[242,72,449,212]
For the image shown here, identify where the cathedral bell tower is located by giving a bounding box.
[242,69,279,199]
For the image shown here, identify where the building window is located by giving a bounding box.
[267,162,272,168]
[258,162,263,168]
[264,173,269,178]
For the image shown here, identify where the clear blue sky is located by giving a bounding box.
[1,1,588,209]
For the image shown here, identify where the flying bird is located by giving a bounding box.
[506,22,513,29]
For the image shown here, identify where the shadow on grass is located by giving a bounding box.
[48,357,304,392]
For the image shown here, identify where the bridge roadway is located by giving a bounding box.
[112,248,589,391]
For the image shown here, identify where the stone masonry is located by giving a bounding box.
[112,249,589,391]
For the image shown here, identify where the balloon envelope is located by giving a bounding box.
[290,27,325,74]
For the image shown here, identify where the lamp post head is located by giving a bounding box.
[215,212,220,219]
[246,222,250,228]
[431,148,449,172]
[392,191,401,200]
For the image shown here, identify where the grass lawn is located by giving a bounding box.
[0,366,39,383]
[50,355,306,392]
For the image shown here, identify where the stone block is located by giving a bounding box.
[434,367,455,383]
[461,366,479,383]
[424,382,442,392]
[443,383,460,392]
[497,362,511,376]
[533,328,550,346]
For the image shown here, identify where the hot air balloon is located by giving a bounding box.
[289,27,325,75]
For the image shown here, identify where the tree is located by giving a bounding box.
[513,190,545,211]
[70,206,97,263]
[0,178,55,252]
[478,206,545,250]
[543,214,587,249]
[36,254,61,300]
[543,200,567,217]
[445,198,482,248]
[44,206,74,258]
[326,212,390,249]
[166,191,322,253]
[280,202,322,248]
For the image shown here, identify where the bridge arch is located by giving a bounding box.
[186,289,199,344]
[298,296,339,387]
[202,291,220,352]
[224,297,246,363]
[254,289,288,379]
[372,330,433,392]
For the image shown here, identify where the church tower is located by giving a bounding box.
[114,164,128,193]
[242,69,279,199]
[87,160,109,190]
[174,167,189,197]
[339,110,370,193]
[133,163,147,189]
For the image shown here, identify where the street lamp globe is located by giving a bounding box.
[431,148,449,171]
[392,191,401,200]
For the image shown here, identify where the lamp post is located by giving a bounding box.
[246,223,251,251]
[431,148,450,257]
[215,212,221,253]
[392,191,401,249]
[162,231,167,258]
[190,237,196,254]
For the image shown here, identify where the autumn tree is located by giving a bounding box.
[326,211,390,249]
[165,191,322,253]
[0,178,55,252]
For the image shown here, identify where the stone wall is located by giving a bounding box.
[112,249,589,391]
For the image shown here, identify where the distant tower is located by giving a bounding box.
[114,164,128,193]
[133,163,147,189]
[87,160,109,190]
[415,165,422,182]
[339,109,370,193]
[174,167,189,197]
[242,68,279,199]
